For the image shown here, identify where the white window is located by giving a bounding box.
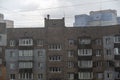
[49,44,62,50]
[79,39,91,44]
[10,51,15,57]
[114,48,120,55]
[68,50,74,57]
[10,40,15,46]
[78,49,92,56]
[107,73,113,79]
[49,56,61,61]
[19,62,33,68]
[10,63,15,69]
[106,49,112,55]
[95,61,103,67]
[78,72,93,79]
[49,67,61,73]
[38,50,43,56]
[105,38,111,44]
[19,73,33,79]
[78,60,92,68]
[38,74,43,79]
[68,61,74,68]
[37,40,44,46]
[116,61,120,67]
[68,39,74,45]
[19,50,33,57]
[19,39,33,46]
[95,39,102,45]
[68,73,74,79]
[97,73,103,79]
[114,36,120,43]
[95,49,102,56]
[38,63,43,69]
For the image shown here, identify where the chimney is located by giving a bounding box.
[47,14,50,19]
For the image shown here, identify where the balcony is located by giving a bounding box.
[19,62,33,69]
[78,49,92,56]
[19,39,33,46]
[78,61,93,69]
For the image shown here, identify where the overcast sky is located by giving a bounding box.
[0,0,120,28]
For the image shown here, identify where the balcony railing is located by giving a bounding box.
[19,56,33,61]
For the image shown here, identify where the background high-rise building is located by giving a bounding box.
[0,13,14,28]
[74,9,120,27]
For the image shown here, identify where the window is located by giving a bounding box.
[95,61,103,67]
[38,74,43,79]
[38,50,43,56]
[10,63,15,69]
[10,51,15,57]
[68,50,74,57]
[10,40,15,46]
[78,60,92,68]
[78,72,93,79]
[79,38,91,44]
[116,72,120,78]
[95,49,102,56]
[10,74,15,79]
[78,49,92,56]
[49,56,61,61]
[105,38,111,44]
[106,49,112,55]
[114,36,120,43]
[49,44,62,50]
[107,73,113,79]
[37,40,44,46]
[49,67,61,73]
[97,73,103,79]
[94,39,102,45]
[106,61,114,67]
[19,50,33,57]
[116,61,120,67]
[114,48,120,55]
[19,73,33,79]
[19,62,33,68]
[68,61,74,68]
[19,39,33,46]
[68,39,74,45]
[68,73,74,79]
[38,63,43,69]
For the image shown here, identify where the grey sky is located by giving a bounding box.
[0,0,120,28]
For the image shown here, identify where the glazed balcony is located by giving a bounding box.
[19,39,33,46]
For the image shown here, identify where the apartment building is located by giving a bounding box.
[0,15,119,80]
[0,23,7,80]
